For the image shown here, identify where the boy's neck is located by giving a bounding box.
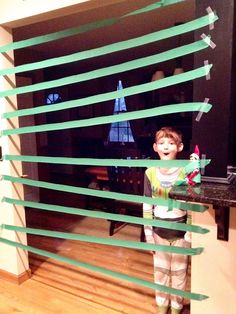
[159,167,179,174]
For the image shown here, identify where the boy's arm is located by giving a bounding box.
[143,172,155,244]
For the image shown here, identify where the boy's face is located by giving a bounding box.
[153,137,183,160]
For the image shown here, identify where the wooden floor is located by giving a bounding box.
[0,191,190,314]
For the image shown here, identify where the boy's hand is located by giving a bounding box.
[184,231,192,243]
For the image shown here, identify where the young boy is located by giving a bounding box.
[143,127,190,314]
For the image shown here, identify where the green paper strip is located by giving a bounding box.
[0,2,178,54]
[124,0,184,17]
[3,154,211,168]
[1,177,208,213]
[0,39,208,80]
[0,237,208,301]
[0,3,217,54]
[1,65,212,119]
[0,56,212,99]
[1,102,212,136]
[0,15,216,77]
[1,224,203,255]
[2,197,209,234]
[185,161,201,174]
[0,15,218,78]
[0,18,115,53]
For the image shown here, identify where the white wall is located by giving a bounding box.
[0,0,128,278]
[0,0,127,27]
[0,0,88,25]
[191,205,236,314]
[0,26,28,275]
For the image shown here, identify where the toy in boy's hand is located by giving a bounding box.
[174,145,201,186]
[186,145,201,185]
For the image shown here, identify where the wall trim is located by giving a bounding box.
[0,268,31,284]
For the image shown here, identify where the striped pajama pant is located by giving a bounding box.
[152,233,190,310]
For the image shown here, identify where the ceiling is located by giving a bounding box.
[13,0,195,50]
[13,0,195,76]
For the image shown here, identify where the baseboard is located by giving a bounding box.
[0,268,31,284]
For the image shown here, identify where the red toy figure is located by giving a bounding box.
[187,145,201,185]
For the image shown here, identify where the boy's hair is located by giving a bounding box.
[154,127,183,145]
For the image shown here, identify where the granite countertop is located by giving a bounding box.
[169,182,236,208]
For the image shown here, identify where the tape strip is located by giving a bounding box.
[1,224,203,255]
[0,237,208,300]
[206,6,215,30]
[195,98,210,122]
[203,60,211,80]
[200,34,216,49]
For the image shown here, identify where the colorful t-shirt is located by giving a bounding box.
[143,167,187,240]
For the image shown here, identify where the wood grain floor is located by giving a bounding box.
[0,193,190,313]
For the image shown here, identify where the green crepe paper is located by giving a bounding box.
[0,56,212,99]
[0,15,218,79]
[184,161,203,176]
[185,161,200,174]
[0,1,177,54]
[0,237,208,301]
[0,2,217,54]
[2,197,209,234]
[175,160,202,185]
[1,224,203,256]
[0,179,184,214]
[1,102,212,136]
[0,2,213,302]
[2,179,208,214]
[3,154,211,169]
[1,176,208,213]
[124,0,185,17]
[0,15,217,78]
[0,38,208,85]
[1,65,212,120]
[0,18,116,53]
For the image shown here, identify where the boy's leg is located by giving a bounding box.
[153,233,171,312]
[170,238,189,312]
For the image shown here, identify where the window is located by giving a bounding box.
[108,80,134,143]
[46,92,62,104]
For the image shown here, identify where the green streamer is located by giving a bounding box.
[0,237,208,301]
[0,19,115,53]
[1,177,208,213]
[2,197,209,234]
[0,2,213,302]
[1,102,212,136]
[124,0,184,17]
[0,15,217,78]
[3,154,211,168]
[1,224,203,255]
[0,56,212,98]
[1,65,212,119]
[4,184,205,218]
[0,39,208,80]
[0,3,217,54]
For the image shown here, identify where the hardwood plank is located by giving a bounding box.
[0,206,190,313]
